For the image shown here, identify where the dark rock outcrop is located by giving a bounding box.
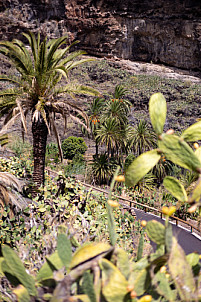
[0,0,200,71]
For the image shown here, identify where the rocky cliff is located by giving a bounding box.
[0,0,200,71]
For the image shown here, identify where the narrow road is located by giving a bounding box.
[134,208,201,254]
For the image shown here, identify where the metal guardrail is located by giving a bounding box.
[46,168,201,234]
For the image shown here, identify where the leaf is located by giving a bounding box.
[186,253,200,267]
[2,245,37,296]
[146,220,165,245]
[0,257,4,277]
[57,234,72,271]
[82,271,97,302]
[149,93,167,135]
[195,147,201,163]
[168,238,196,301]
[113,248,130,280]
[189,177,201,203]
[158,134,201,172]
[153,271,176,301]
[125,149,161,187]
[70,242,111,270]
[181,121,201,142]
[37,251,63,282]
[100,259,128,302]
[13,285,31,302]
[163,176,188,202]
[128,267,150,296]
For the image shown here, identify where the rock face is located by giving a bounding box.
[0,0,201,71]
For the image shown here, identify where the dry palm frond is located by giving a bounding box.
[0,172,29,218]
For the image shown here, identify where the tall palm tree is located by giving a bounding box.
[127,120,157,156]
[0,31,99,196]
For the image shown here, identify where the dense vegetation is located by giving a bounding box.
[0,32,201,302]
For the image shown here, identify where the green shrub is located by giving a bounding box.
[61,136,87,160]
[45,142,59,164]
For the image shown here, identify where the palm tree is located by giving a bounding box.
[96,118,124,157]
[101,99,128,127]
[88,97,105,155]
[127,120,157,156]
[101,85,131,127]
[90,153,117,185]
[0,32,99,196]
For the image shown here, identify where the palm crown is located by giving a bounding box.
[0,31,99,195]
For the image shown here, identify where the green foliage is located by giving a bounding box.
[46,143,59,165]
[90,153,118,185]
[127,120,157,156]
[1,91,201,302]
[61,136,87,160]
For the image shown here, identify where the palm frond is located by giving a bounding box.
[59,50,87,66]
[0,41,31,75]
[46,35,68,70]
[0,74,21,85]
[0,172,29,210]
[58,83,99,96]
[23,31,38,64]
[12,39,33,74]
[0,112,21,134]
[33,103,51,135]
[69,114,91,133]
[65,58,96,71]
[36,37,47,74]
[0,87,22,98]
[0,172,24,192]
[16,98,27,133]
[0,134,9,146]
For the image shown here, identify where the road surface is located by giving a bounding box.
[134,207,201,254]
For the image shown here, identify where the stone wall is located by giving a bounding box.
[0,0,200,71]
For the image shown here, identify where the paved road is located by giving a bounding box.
[134,208,201,254]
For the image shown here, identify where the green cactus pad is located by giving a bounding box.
[149,92,167,135]
[37,251,63,282]
[168,238,196,301]
[195,147,201,163]
[125,149,161,187]
[111,248,130,280]
[163,176,188,202]
[146,220,165,245]
[181,121,201,142]
[2,245,37,296]
[158,134,201,172]
[70,242,112,269]
[57,234,72,270]
[100,258,129,302]
[153,271,176,301]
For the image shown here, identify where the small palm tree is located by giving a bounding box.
[96,118,123,157]
[90,153,117,185]
[0,32,99,196]
[127,120,156,156]
[101,99,128,127]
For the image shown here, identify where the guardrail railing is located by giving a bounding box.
[46,168,201,235]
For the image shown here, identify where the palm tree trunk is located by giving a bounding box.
[32,117,48,198]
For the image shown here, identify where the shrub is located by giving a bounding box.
[61,136,87,160]
[45,142,59,164]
